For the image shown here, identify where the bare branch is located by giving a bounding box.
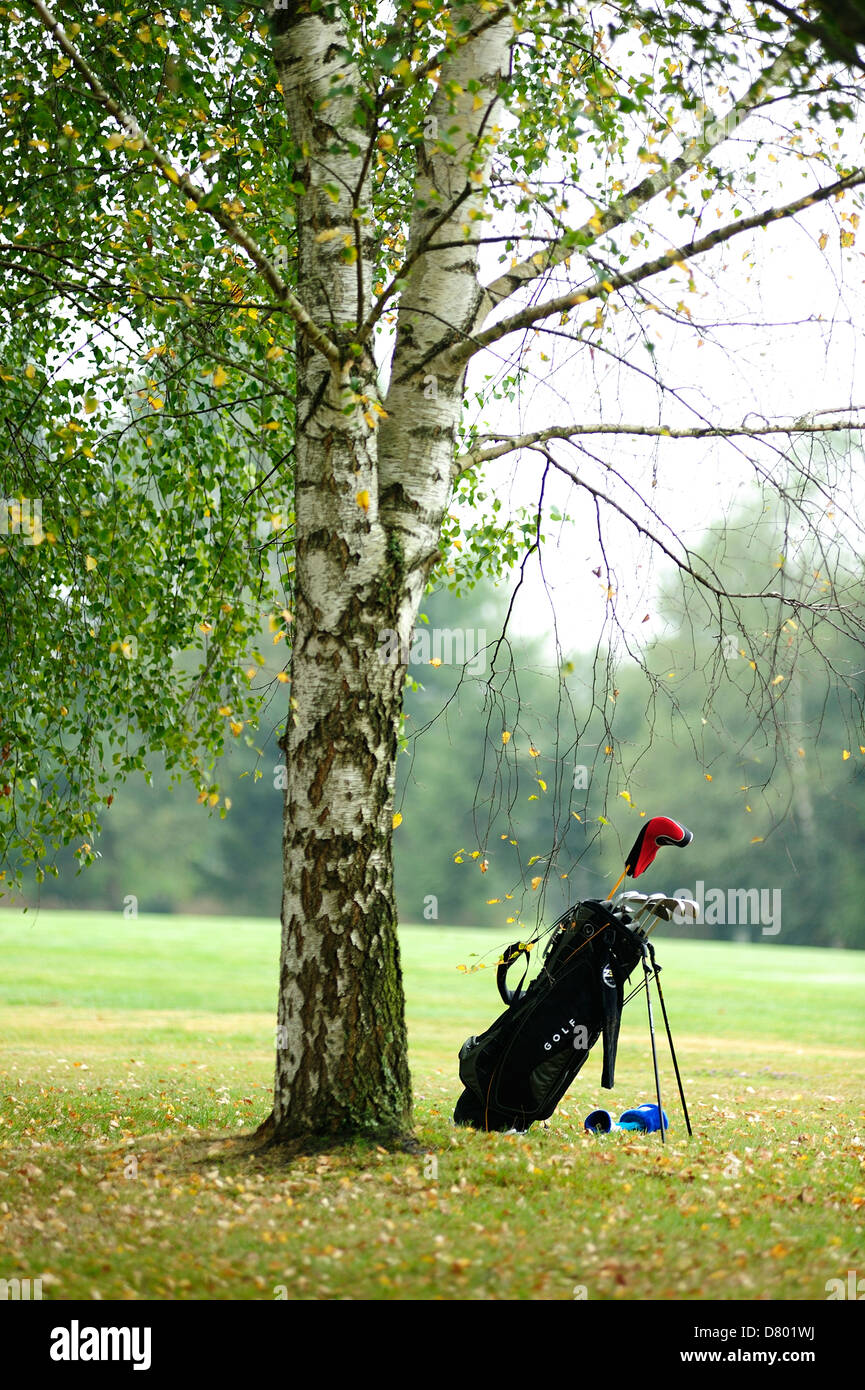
[454,416,865,475]
[535,449,865,636]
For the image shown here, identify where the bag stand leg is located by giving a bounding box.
[649,947,693,1139]
[641,945,666,1145]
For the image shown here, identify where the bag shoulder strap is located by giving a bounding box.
[496,941,532,1006]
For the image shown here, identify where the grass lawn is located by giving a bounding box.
[0,909,862,1301]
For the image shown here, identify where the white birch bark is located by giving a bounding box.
[263,2,511,1140]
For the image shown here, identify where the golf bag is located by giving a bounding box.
[454,898,645,1133]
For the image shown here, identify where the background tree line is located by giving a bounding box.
[25,470,865,949]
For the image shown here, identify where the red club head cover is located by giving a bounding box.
[626,816,693,878]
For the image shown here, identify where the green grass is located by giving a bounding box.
[0,909,863,1301]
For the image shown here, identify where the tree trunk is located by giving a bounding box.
[272,466,415,1140]
[264,1,510,1144]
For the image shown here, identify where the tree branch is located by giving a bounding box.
[454,416,865,475]
[438,167,865,372]
[475,37,808,320]
[28,0,342,371]
[533,448,865,635]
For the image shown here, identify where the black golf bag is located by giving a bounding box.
[454,898,645,1133]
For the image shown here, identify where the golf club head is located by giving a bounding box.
[642,896,701,937]
[643,894,680,921]
[614,891,648,921]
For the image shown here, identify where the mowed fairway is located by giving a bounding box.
[0,909,862,1302]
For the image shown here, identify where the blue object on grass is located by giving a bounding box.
[618,1102,669,1133]
[583,1109,616,1133]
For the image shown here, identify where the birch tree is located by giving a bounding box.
[3,0,864,1145]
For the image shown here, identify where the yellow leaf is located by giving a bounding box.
[392,812,403,828]
[212,366,228,387]
[751,836,763,843]
[771,674,784,686]
[529,745,540,757]
[356,490,370,512]
[841,230,855,248]
[537,779,547,791]
[230,721,244,736]
[277,672,290,683]
[84,555,97,571]
[218,706,232,717]
[705,773,712,781]
[531,876,542,890]
[25,363,35,380]
[52,58,71,79]
[842,749,851,760]
[501,731,511,744]
[314,229,340,243]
